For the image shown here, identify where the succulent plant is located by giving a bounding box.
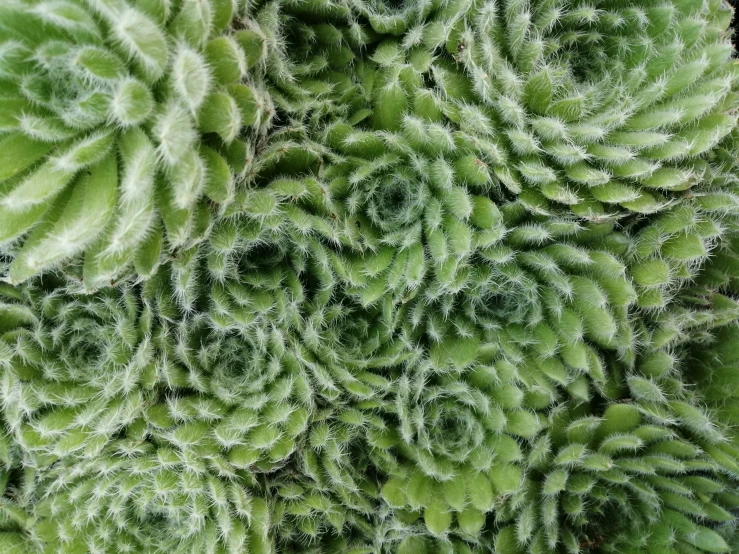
[0,0,738,553]
[0,0,277,286]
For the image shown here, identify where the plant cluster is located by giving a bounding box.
[0,0,738,553]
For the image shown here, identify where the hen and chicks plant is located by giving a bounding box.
[0,0,739,553]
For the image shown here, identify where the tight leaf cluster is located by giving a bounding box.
[0,1,738,553]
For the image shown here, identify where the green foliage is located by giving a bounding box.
[0,0,275,286]
[0,0,738,553]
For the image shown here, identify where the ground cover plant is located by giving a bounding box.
[0,0,739,552]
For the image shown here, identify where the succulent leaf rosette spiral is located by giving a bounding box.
[0,0,276,287]
[1,1,739,553]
